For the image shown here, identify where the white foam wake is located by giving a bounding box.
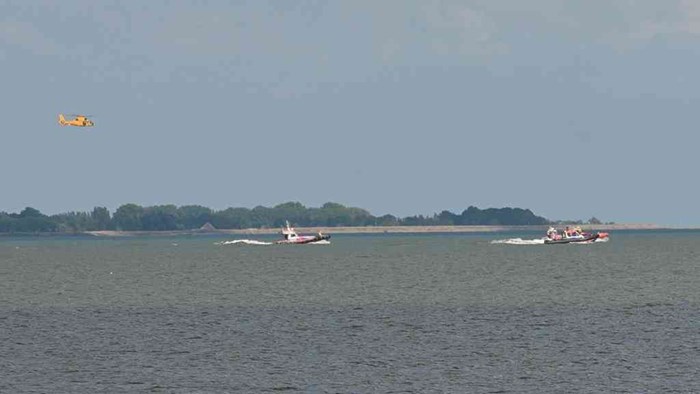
[216,239,273,246]
[490,238,546,245]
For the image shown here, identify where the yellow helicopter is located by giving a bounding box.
[58,114,94,127]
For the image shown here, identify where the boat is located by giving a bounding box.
[544,227,609,244]
[275,221,331,244]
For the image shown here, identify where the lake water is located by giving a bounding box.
[1,231,699,393]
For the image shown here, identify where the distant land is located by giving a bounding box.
[0,201,655,235]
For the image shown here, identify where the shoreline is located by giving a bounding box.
[80,223,671,237]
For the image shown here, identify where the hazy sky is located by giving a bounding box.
[2,1,700,225]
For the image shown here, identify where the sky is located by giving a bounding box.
[1,1,700,226]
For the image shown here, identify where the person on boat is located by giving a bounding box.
[563,226,571,238]
[547,227,563,240]
[565,226,581,237]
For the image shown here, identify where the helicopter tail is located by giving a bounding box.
[58,114,67,125]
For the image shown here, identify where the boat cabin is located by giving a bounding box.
[281,221,298,240]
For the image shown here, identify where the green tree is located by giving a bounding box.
[0,212,17,232]
[142,205,179,231]
[113,204,144,231]
[92,207,111,230]
[250,205,274,228]
[18,207,43,218]
[376,214,399,226]
[212,207,254,229]
[436,210,457,225]
[177,205,212,229]
[9,207,58,232]
[51,211,92,232]
[271,202,307,226]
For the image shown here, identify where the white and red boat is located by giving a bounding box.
[275,221,331,244]
[544,227,609,244]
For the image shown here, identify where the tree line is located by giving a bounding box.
[0,202,554,233]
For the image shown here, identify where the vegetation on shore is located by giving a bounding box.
[0,202,596,234]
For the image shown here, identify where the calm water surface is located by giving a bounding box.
[1,231,699,392]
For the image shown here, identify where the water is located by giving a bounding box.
[1,231,699,392]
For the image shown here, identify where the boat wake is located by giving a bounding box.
[215,239,331,246]
[216,239,273,246]
[492,236,610,245]
[490,238,546,245]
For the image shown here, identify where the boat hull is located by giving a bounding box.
[544,233,599,244]
[275,234,331,245]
